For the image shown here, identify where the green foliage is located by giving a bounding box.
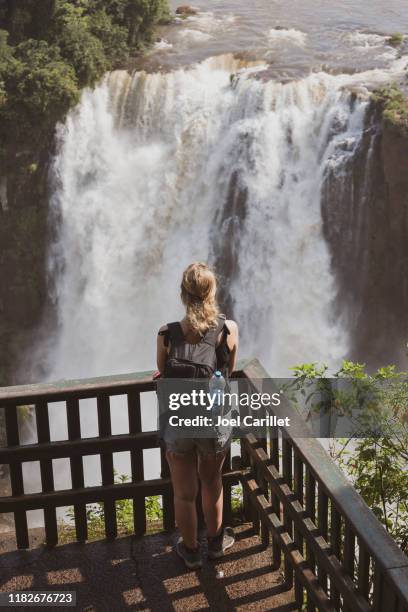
[373,84,408,136]
[58,473,163,543]
[289,361,408,553]
[87,9,129,67]
[2,38,79,139]
[231,483,243,516]
[0,0,170,160]
[333,437,408,553]
[387,33,405,47]
[51,2,108,86]
[0,29,12,108]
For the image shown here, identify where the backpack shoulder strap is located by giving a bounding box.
[158,322,184,347]
[221,319,230,342]
[167,322,184,343]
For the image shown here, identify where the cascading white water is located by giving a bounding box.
[47,55,371,385]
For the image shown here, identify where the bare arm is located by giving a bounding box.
[156,325,168,374]
[226,320,239,376]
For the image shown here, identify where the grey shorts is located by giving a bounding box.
[163,413,233,455]
[165,434,232,456]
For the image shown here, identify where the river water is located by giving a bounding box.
[148,0,408,75]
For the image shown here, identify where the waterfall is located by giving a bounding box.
[18,55,375,512]
[45,56,371,384]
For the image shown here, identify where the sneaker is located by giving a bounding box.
[207,526,235,559]
[176,538,202,570]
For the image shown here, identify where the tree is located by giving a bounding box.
[88,9,129,67]
[1,38,79,146]
[51,2,107,86]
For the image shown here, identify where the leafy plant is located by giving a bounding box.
[58,472,164,543]
[387,33,405,47]
[288,361,408,553]
[0,0,171,159]
[372,84,408,136]
[231,483,243,516]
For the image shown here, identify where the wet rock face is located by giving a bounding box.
[382,121,408,197]
[175,5,198,16]
[211,171,248,316]
[0,144,53,385]
[322,100,408,369]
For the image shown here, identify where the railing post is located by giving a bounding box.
[238,377,252,523]
[305,466,316,612]
[282,437,293,589]
[127,390,146,536]
[294,452,304,608]
[160,442,175,532]
[357,541,370,601]
[270,427,281,570]
[66,398,87,542]
[4,404,29,549]
[343,521,356,612]
[35,400,58,547]
[330,504,342,609]
[97,394,117,539]
[222,446,233,526]
[317,483,329,592]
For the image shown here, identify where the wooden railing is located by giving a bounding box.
[0,364,245,547]
[239,360,408,612]
[0,358,407,612]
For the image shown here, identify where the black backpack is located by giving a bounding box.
[159,315,230,379]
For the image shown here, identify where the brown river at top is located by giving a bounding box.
[140,0,408,78]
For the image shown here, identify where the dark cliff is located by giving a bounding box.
[322,90,408,369]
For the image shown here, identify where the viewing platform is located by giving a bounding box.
[1,359,408,611]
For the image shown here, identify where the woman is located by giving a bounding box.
[156,262,239,570]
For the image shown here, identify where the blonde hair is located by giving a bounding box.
[181,263,219,336]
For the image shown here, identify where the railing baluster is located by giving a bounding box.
[249,438,261,535]
[270,428,281,570]
[343,521,355,578]
[259,427,269,547]
[66,398,87,542]
[330,503,342,608]
[97,394,117,539]
[240,435,252,521]
[222,446,233,526]
[35,400,58,546]
[160,433,175,532]
[238,378,252,522]
[397,596,407,612]
[343,521,356,612]
[318,484,328,593]
[127,390,146,536]
[294,452,304,607]
[372,562,383,612]
[305,466,316,612]
[4,405,29,549]
[282,437,293,588]
[357,540,370,601]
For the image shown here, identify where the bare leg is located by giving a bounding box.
[166,451,199,549]
[198,452,226,537]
